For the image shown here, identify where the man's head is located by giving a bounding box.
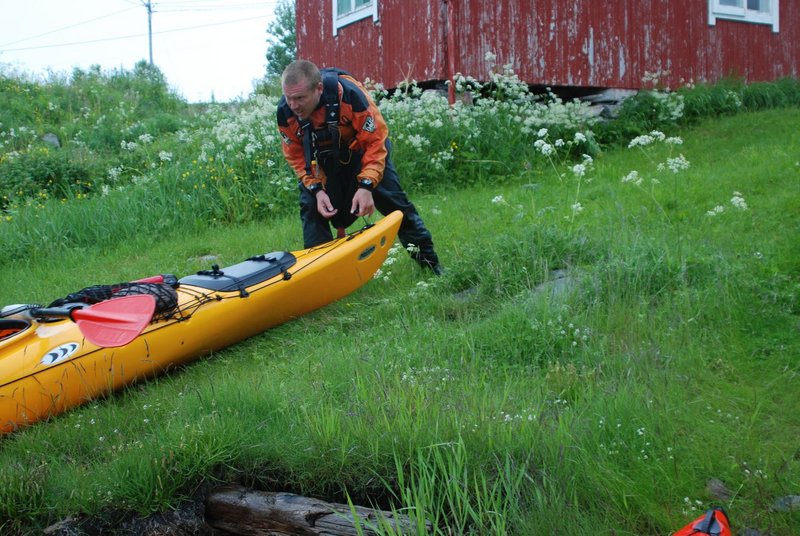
[281,60,323,120]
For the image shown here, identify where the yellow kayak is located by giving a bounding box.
[0,211,402,435]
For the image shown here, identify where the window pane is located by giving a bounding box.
[333,0,376,34]
[710,0,778,31]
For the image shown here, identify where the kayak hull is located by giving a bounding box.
[0,212,402,434]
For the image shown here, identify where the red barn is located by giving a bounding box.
[296,1,798,94]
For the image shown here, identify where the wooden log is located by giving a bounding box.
[205,484,429,535]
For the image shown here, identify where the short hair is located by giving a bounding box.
[281,60,321,89]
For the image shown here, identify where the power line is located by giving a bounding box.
[0,13,274,54]
[158,6,276,13]
[156,0,279,6]
[140,0,280,11]
[0,6,140,48]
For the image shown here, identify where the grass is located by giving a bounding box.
[1,105,799,535]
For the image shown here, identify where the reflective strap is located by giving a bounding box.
[322,70,340,126]
[301,120,313,177]
[321,70,341,164]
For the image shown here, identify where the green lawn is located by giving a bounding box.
[1,108,799,535]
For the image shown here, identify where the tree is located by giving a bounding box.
[265,0,296,80]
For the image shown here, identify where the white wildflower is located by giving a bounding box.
[538,143,554,156]
[621,170,643,186]
[730,192,748,210]
[107,166,123,181]
[628,134,654,148]
[666,154,690,173]
[406,134,429,151]
[572,163,586,178]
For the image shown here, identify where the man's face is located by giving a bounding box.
[283,80,323,120]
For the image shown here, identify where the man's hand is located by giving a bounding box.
[315,190,338,219]
[351,188,375,217]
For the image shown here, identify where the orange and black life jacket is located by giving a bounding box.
[277,68,390,188]
[672,507,731,536]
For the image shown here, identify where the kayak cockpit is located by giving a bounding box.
[177,251,297,292]
[0,319,31,343]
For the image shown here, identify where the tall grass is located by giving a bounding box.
[3,63,799,264]
[0,67,799,534]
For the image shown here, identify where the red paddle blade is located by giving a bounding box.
[73,295,157,348]
[133,275,165,284]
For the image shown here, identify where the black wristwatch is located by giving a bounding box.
[358,178,374,191]
[307,183,323,195]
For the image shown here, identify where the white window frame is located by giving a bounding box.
[333,0,379,36]
[708,0,780,32]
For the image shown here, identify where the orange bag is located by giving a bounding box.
[672,507,731,536]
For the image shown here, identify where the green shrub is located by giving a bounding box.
[0,145,99,206]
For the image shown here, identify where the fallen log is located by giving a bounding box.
[205,485,429,535]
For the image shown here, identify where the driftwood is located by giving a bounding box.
[205,485,429,535]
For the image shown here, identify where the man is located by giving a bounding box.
[277,60,441,275]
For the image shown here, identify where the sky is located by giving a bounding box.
[0,0,281,103]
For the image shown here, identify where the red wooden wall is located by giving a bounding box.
[297,1,799,91]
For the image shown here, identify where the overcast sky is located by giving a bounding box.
[0,0,281,103]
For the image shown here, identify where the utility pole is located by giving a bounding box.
[142,1,154,65]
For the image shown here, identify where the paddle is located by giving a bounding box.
[32,295,157,348]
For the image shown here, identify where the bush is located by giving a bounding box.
[0,145,99,207]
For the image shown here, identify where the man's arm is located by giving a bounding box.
[339,76,390,187]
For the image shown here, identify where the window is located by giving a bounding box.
[333,0,379,36]
[709,0,779,32]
